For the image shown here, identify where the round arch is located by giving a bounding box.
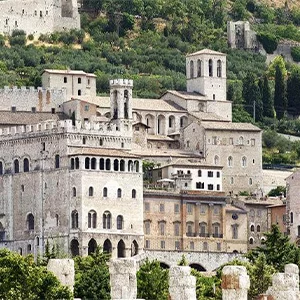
[189,263,206,272]
[88,238,97,255]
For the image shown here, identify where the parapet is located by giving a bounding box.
[1,86,65,94]
[0,119,132,140]
[110,79,133,88]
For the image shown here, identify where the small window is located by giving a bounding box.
[15,21,18,26]
[200,205,206,214]
[217,242,221,251]
[55,154,60,169]
[46,10,48,15]
[84,105,89,111]
[14,159,20,174]
[187,203,193,214]
[51,108,55,114]
[117,188,122,198]
[34,10,37,16]
[11,106,16,113]
[71,211,78,229]
[175,241,180,250]
[208,171,213,177]
[88,79,90,85]
[160,203,165,212]
[78,78,82,84]
[198,170,202,177]
[117,215,123,230]
[64,77,67,83]
[217,184,220,190]
[203,242,208,251]
[208,184,214,190]
[132,189,136,198]
[144,202,150,212]
[27,213,34,230]
[216,171,220,178]
[160,240,165,249]
[31,107,36,113]
[40,11,42,17]
[145,240,150,248]
[89,186,94,197]
[83,137,86,145]
[78,90,82,96]
[72,187,77,197]
[23,158,29,172]
[103,187,107,197]
[174,204,180,214]
[144,221,150,235]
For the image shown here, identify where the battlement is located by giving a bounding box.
[109,79,133,88]
[0,119,132,141]
[0,86,65,95]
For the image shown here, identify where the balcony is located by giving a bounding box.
[212,233,223,238]
[186,232,197,237]
[199,233,210,237]
[171,173,192,180]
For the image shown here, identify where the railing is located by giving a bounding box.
[212,233,223,238]
[199,233,210,237]
[186,232,197,237]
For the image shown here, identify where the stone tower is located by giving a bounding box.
[186,49,226,101]
[110,79,133,131]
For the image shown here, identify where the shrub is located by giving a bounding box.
[291,47,300,62]
[28,34,34,41]
[257,32,278,54]
[9,30,26,46]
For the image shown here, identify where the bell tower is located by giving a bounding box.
[109,79,133,130]
[186,49,227,101]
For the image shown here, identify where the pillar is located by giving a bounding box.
[169,266,196,300]
[221,266,250,300]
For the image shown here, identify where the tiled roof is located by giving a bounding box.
[147,134,176,141]
[43,69,96,77]
[190,111,228,121]
[0,111,66,125]
[186,49,226,57]
[157,158,222,168]
[163,90,206,100]
[201,121,261,131]
[68,146,140,158]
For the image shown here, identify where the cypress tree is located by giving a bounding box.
[260,74,274,118]
[287,69,300,117]
[274,64,287,120]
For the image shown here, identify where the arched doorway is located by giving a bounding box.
[160,262,170,269]
[189,263,206,272]
[131,240,138,257]
[117,239,125,258]
[88,238,97,255]
[103,239,112,254]
[70,239,79,257]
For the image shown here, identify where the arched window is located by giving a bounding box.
[249,178,253,185]
[239,136,244,145]
[217,59,222,77]
[71,210,78,229]
[209,59,213,77]
[55,154,60,169]
[249,238,254,245]
[75,157,80,169]
[214,155,219,165]
[132,189,136,198]
[250,225,254,232]
[242,156,247,167]
[0,161,3,175]
[85,157,90,169]
[117,215,123,230]
[159,221,166,235]
[117,188,122,198]
[114,159,119,171]
[103,239,112,253]
[27,213,34,230]
[228,156,233,167]
[117,239,125,258]
[88,210,97,228]
[89,186,94,197]
[70,239,79,257]
[120,160,125,171]
[100,158,105,170]
[14,159,19,174]
[257,225,261,233]
[128,160,133,172]
[105,159,111,171]
[199,222,207,237]
[91,158,96,170]
[291,212,294,224]
[23,158,29,172]
[103,211,111,229]
[72,187,77,197]
[88,239,97,255]
[134,160,139,172]
[27,244,32,253]
[103,187,108,197]
[190,60,194,78]
[55,214,59,226]
[197,59,202,77]
[131,240,139,256]
[70,158,75,170]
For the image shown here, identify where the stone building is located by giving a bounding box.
[0,80,144,258]
[0,0,80,36]
[267,202,287,235]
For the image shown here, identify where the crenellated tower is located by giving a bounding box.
[109,79,133,131]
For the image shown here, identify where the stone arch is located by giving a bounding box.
[157,115,166,135]
[70,239,79,257]
[117,239,126,258]
[145,114,155,134]
[131,240,138,256]
[103,239,112,254]
[88,238,97,255]
[160,262,170,269]
[190,263,206,272]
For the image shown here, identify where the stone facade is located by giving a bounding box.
[0,0,80,36]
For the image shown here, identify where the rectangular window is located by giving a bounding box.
[251,139,255,146]
[174,204,180,214]
[64,77,67,83]
[174,223,180,236]
[31,107,36,113]
[208,184,214,190]
[84,105,89,111]
[145,240,150,248]
[78,78,82,84]
[144,202,150,212]
[40,11,42,17]
[159,203,165,212]
[159,222,165,235]
[216,171,220,178]
[144,221,150,235]
[229,138,233,145]
[212,136,217,145]
[175,241,180,250]
[213,206,220,215]
[160,240,165,249]
[187,203,193,214]
[200,205,206,214]
[11,106,16,112]
[217,184,220,191]
[196,182,204,189]
[217,242,221,251]
[51,108,55,114]
[208,171,213,177]
[190,241,194,250]
[78,89,82,96]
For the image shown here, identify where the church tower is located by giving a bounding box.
[109,79,133,131]
[186,49,226,101]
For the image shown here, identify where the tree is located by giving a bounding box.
[287,68,300,117]
[74,247,111,300]
[137,259,169,300]
[274,64,287,120]
[242,73,263,122]
[260,74,274,118]
[247,225,300,272]
[0,249,72,300]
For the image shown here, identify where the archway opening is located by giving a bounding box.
[88,238,97,255]
[190,263,206,272]
[160,262,170,269]
[103,239,112,254]
[117,239,125,258]
[70,239,79,257]
[131,240,138,257]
